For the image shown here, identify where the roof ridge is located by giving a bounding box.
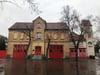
[15,22,32,23]
[47,22,65,23]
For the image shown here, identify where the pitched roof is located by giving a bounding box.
[9,22,33,30]
[69,32,85,41]
[82,20,92,26]
[9,22,68,30]
[8,22,85,41]
[46,23,68,30]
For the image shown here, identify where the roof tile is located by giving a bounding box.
[9,22,33,30]
[9,22,68,30]
[46,23,68,30]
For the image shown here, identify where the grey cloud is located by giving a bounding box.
[0,0,100,37]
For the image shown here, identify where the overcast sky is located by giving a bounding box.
[0,0,100,37]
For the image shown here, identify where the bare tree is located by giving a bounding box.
[19,24,33,58]
[46,38,51,59]
[87,16,100,42]
[61,5,86,75]
[0,0,40,13]
[94,16,100,34]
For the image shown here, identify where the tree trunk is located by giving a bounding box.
[46,39,51,59]
[25,38,31,58]
[75,47,79,75]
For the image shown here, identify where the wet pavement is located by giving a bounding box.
[0,59,100,75]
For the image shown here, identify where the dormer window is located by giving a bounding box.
[37,22,41,28]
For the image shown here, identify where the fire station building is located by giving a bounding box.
[7,17,95,59]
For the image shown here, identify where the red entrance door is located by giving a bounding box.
[13,44,27,58]
[49,45,63,58]
[35,46,41,55]
[70,48,76,58]
[79,48,86,58]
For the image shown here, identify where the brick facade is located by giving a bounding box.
[7,17,95,58]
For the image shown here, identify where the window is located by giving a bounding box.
[18,45,20,49]
[37,22,41,28]
[53,46,56,50]
[71,50,73,52]
[80,50,82,52]
[49,45,52,49]
[57,49,59,52]
[57,46,59,52]
[20,33,24,40]
[13,33,18,40]
[88,33,91,38]
[14,45,17,50]
[24,45,27,50]
[17,45,20,52]
[14,45,16,52]
[60,45,63,49]
[70,42,73,45]
[60,50,63,52]
[83,50,85,52]
[53,49,55,52]
[88,42,92,45]
[50,50,52,52]
[26,36,29,40]
[14,50,16,52]
[21,46,23,50]
[79,42,83,46]
[37,32,41,39]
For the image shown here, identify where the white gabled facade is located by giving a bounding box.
[83,20,95,57]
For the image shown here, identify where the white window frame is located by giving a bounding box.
[37,32,41,39]
[37,22,41,28]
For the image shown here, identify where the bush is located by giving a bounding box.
[27,54,34,59]
[89,55,95,59]
[42,55,46,59]
[6,55,11,59]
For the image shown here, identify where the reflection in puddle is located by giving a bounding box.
[0,59,97,75]
[0,59,5,75]
[96,60,100,75]
[48,60,64,75]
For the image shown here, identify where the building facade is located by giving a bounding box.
[7,17,95,59]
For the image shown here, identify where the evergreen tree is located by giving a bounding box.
[95,41,100,54]
[0,37,6,50]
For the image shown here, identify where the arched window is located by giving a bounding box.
[88,42,92,45]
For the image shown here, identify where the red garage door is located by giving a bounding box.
[13,44,27,58]
[70,48,86,58]
[79,48,86,58]
[49,45,63,58]
[70,48,76,58]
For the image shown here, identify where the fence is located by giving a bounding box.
[0,51,6,58]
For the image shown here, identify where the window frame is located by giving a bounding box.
[37,22,41,28]
[37,32,41,40]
